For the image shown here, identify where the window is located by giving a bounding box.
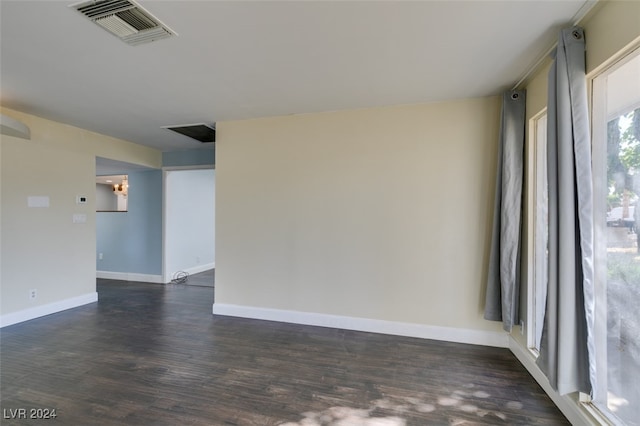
[527,111,548,354]
[96,174,128,212]
[591,47,640,425]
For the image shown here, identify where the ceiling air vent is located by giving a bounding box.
[71,0,176,46]
[163,124,216,143]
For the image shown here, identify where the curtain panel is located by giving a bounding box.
[484,90,526,332]
[536,26,596,396]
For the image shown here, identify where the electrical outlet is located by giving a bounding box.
[98,253,103,260]
[520,320,525,335]
[196,256,200,264]
[29,289,37,300]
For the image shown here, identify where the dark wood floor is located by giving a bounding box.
[0,280,568,425]
[184,268,215,288]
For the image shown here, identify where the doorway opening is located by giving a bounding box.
[163,167,215,289]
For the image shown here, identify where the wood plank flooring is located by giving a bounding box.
[0,280,569,425]
[184,268,215,288]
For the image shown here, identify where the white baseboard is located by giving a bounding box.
[0,292,98,328]
[508,335,598,425]
[212,303,509,348]
[164,263,215,283]
[182,263,215,276]
[97,270,164,284]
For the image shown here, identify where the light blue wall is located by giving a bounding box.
[162,149,215,167]
[96,170,162,275]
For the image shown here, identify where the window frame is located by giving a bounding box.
[526,109,548,355]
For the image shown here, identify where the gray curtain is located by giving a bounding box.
[536,26,596,396]
[484,90,526,332]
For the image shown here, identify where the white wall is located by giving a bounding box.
[215,97,504,339]
[96,183,117,211]
[0,107,161,326]
[165,169,215,280]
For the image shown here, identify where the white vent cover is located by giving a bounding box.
[70,0,176,46]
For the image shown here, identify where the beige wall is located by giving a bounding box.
[525,0,640,124]
[583,0,640,76]
[0,108,161,319]
[1,108,162,168]
[216,97,504,332]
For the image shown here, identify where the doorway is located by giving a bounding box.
[163,168,215,287]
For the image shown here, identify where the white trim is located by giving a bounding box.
[0,292,98,328]
[508,335,601,425]
[212,303,509,348]
[96,270,164,283]
[162,168,168,283]
[527,109,548,352]
[172,262,215,279]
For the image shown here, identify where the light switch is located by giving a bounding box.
[27,196,49,208]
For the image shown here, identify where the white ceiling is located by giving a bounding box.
[96,174,126,185]
[1,0,593,152]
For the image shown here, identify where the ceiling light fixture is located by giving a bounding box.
[113,177,128,196]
